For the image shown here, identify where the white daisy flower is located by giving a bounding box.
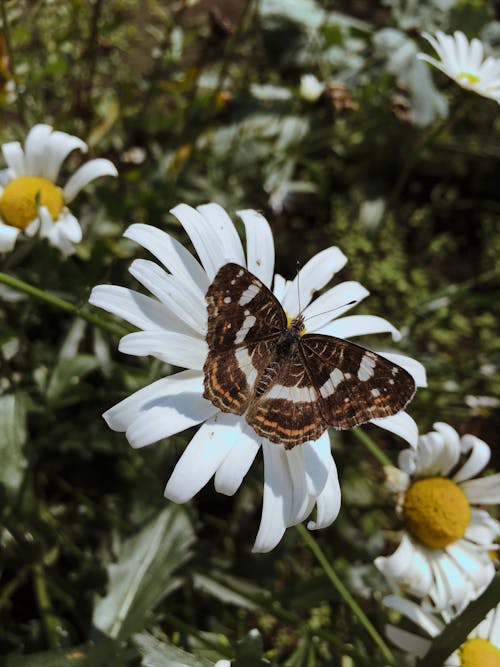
[299,74,325,102]
[384,594,500,664]
[376,423,500,610]
[417,31,500,104]
[0,123,118,256]
[89,203,426,553]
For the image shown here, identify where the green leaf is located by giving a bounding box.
[0,393,28,497]
[134,632,213,667]
[45,355,100,407]
[193,571,269,610]
[92,505,195,640]
[419,573,500,665]
[233,630,270,667]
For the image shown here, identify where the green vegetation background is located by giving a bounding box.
[0,0,499,665]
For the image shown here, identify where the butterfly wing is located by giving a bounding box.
[203,263,286,415]
[246,348,328,447]
[300,334,416,429]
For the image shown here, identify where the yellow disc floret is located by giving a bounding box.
[0,176,63,229]
[403,477,471,548]
[457,71,481,85]
[459,638,500,667]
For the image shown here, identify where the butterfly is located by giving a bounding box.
[203,263,416,448]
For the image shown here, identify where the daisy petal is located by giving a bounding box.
[45,131,87,182]
[171,203,227,281]
[302,281,369,332]
[446,541,495,591]
[464,509,500,545]
[164,412,241,502]
[371,411,418,447]
[385,625,430,657]
[197,203,246,266]
[461,473,500,504]
[124,223,209,296]
[302,431,330,498]
[318,314,401,341]
[24,124,53,175]
[383,596,444,636]
[252,441,292,553]
[237,209,275,288]
[375,535,433,597]
[0,223,21,252]
[63,158,117,203]
[1,141,26,176]
[287,446,315,525]
[53,211,82,243]
[214,421,260,496]
[90,284,177,332]
[103,370,202,430]
[281,246,347,317]
[307,451,341,530]
[453,434,491,483]
[119,331,207,370]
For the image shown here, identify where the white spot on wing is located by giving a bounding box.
[224,296,231,304]
[266,383,313,402]
[357,352,377,381]
[235,347,258,386]
[239,282,261,306]
[371,388,380,397]
[234,315,256,344]
[318,368,345,398]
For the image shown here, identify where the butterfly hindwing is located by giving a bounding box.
[300,334,416,429]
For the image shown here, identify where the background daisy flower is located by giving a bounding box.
[384,594,500,664]
[376,422,500,609]
[0,123,117,255]
[418,30,500,103]
[89,202,426,553]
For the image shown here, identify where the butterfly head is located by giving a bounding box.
[287,312,306,337]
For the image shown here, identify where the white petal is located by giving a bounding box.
[286,446,315,525]
[383,595,443,636]
[171,203,227,281]
[252,441,292,553]
[318,314,401,341]
[103,369,209,430]
[129,258,207,334]
[377,352,427,387]
[24,124,53,175]
[281,246,347,317]
[461,473,500,504]
[63,158,117,203]
[124,223,209,296]
[371,412,418,447]
[302,281,369,332]
[89,284,177,332]
[375,535,433,597]
[237,209,275,288]
[272,273,286,302]
[35,206,53,237]
[0,223,20,252]
[164,413,241,502]
[214,420,260,495]
[446,540,495,590]
[385,625,430,657]
[1,141,26,175]
[307,448,341,530]
[44,131,87,182]
[52,211,82,242]
[197,203,246,266]
[119,331,207,369]
[429,552,473,609]
[302,432,331,498]
[0,168,12,186]
[453,434,491,483]
[465,509,500,545]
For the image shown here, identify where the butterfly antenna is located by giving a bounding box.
[303,300,358,324]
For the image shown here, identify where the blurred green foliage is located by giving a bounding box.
[0,0,499,665]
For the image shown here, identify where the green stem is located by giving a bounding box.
[0,271,129,337]
[353,428,392,466]
[32,562,59,649]
[295,523,394,665]
[0,0,27,126]
[163,611,233,657]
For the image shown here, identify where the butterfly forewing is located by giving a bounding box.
[203,263,286,415]
[301,335,416,429]
[203,263,416,447]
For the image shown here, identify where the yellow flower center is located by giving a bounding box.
[459,638,500,667]
[457,71,481,85]
[0,176,63,229]
[403,477,471,548]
